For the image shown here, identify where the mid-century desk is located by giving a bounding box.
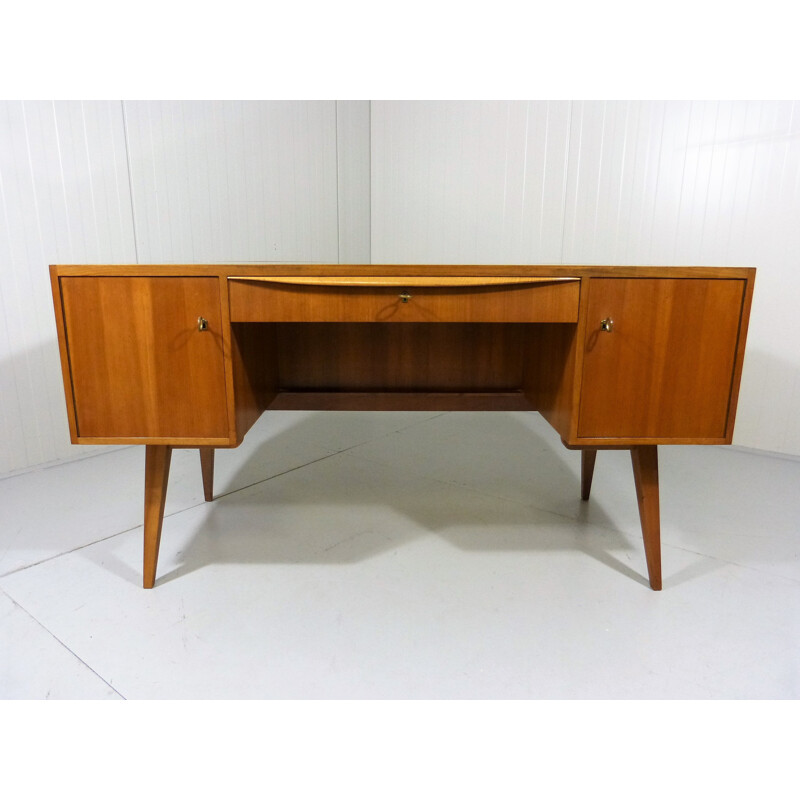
[49,264,755,590]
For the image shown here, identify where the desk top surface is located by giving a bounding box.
[50,264,756,280]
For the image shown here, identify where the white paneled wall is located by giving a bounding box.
[371,101,571,263]
[336,101,371,263]
[122,101,340,263]
[1,99,799,474]
[0,101,136,474]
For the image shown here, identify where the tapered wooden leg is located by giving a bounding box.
[581,448,598,501]
[143,445,172,589]
[199,447,215,502]
[630,445,662,591]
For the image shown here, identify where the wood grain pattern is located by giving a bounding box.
[229,322,278,444]
[276,323,526,392]
[49,266,81,442]
[267,391,533,412]
[228,279,580,323]
[52,263,756,280]
[523,323,578,439]
[216,271,240,443]
[143,445,172,589]
[60,276,230,440]
[199,448,214,501]
[581,448,598,501]
[723,272,756,442]
[631,446,661,591]
[229,275,578,287]
[578,278,745,440]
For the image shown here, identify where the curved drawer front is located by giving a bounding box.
[228,276,580,323]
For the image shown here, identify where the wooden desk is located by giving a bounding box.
[49,265,755,590]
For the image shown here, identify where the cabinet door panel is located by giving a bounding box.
[61,277,229,439]
[578,278,744,439]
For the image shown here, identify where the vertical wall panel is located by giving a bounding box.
[0,101,136,474]
[563,100,696,264]
[514,102,573,263]
[336,101,371,263]
[370,101,571,263]
[123,101,340,263]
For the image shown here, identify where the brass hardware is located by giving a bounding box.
[197,316,209,331]
[600,318,614,332]
[399,292,412,303]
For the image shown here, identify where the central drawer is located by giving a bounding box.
[228,276,580,323]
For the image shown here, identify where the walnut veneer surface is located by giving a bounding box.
[50,264,756,590]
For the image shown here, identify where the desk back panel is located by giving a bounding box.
[274,322,527,392]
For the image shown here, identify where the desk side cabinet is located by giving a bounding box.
[54,276,230,443]
[578,277,747,441]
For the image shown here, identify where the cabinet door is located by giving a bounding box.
[578,278,745,440]
[60,277,229,440]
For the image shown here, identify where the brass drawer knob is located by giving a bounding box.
[600,317,614,332]
[399,292,412,303]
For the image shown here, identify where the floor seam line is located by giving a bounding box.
[0,446,375,580]
[0,524,146,580]
[210,440,388,501]
[663,543,800,585]
[0,587,126,699]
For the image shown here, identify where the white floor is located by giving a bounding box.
[2,410,799,700]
